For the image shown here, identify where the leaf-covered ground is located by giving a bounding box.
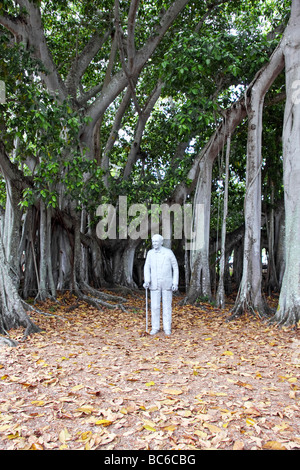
[0,291,299,450]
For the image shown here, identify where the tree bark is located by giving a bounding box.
[186,157,213,303]
[231,43,284,318]
[0,230,41,337]
[216,135,230,308]
[123,80,163,180]
[272,0,300,325]
[265,181,280,293]
[184,97,248,304]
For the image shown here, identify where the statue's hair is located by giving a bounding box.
[152,234,163,242]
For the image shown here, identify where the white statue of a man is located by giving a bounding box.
[143,234,179,335]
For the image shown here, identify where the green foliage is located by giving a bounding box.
[0,0,291,236]
[41,0,115,85]
[0,33,104,211]
[0,175,6,210]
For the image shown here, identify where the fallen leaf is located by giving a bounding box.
[0,425,11,432]
[79,431,92,442]
[95,419,112,427]
[31,400,45,406]
[7,431,20,440]
[233,440,244,450]
[163,424,177,432]
[244,406,261,417]
[177,410,192,417]
[145,381,155,387]
[71,384,84,392]
[194,430,208,439]
[143,424,156,432]
[272,422,291,433]
[236,381,253,390]
[262,441,287,450]
[208,391,228,397]
[59,428,71,444]
[246,418,256,426]
[222,350,234,356]
[75,405,96,414]
[162,388,183,395]
[203,422,223,433]
[97,433,116,446]
[30,443,44,450]
[0,291,298,451]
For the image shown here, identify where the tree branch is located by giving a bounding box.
[0,12,24,37]
[127,0,140,72]
[134,0,190,72]
[114,0,142,116]
[82,0,190,145]
[0,141,31,189]
[65,29,112,98]
[12,0,67,99]
[123,79,163,179]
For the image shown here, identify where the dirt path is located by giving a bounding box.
[0,292,299,450]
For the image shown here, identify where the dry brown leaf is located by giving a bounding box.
[95,419,113,427]
[75,405,96,414]
[262,441,287,450]
[162,388,183,395]
[233,440,244,450]
[29,442,44,450]
[0,292,299,450]
[235,380,253,390]
[203,422,223,434]
[58,428,71,444]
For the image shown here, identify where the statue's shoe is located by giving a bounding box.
[150,329,159,335]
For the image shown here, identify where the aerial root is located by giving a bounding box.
[74,284,130,313]
[0,336,18,347]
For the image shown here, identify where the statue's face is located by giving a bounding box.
[152,236,162,250]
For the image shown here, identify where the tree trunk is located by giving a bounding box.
[186,157,213,303]
[0,231,41,338]
[272,0,300,325]
[274,203,285,289]
[232,238,244,289]
[38,200,48,301]
[231,88,267,316]
[118,238,141,288]
[265,181,280,293]
[231,42,284,319]
[182,96,248,304]
[2,179,22,287]
[216,135,230,308]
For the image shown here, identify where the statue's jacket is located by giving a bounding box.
[144,246,179,291]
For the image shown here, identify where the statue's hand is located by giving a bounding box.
[143,282,149,289]
[172,284,178,292]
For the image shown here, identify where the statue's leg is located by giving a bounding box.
[162,290,172,335]
[150,289,161,334]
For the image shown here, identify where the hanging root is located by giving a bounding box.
[80,282,128,304]
[0,336,18,347]
[74,283,130,313]
[22,318,42,339]
[268,306,300,328]
[22,299,60,318]
[227,293,271,322]
[227,300,253,321]
[107,285,141,299]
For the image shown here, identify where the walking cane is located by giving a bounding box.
[145,287,148,333]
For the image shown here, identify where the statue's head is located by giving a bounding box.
[152,234,163,250]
